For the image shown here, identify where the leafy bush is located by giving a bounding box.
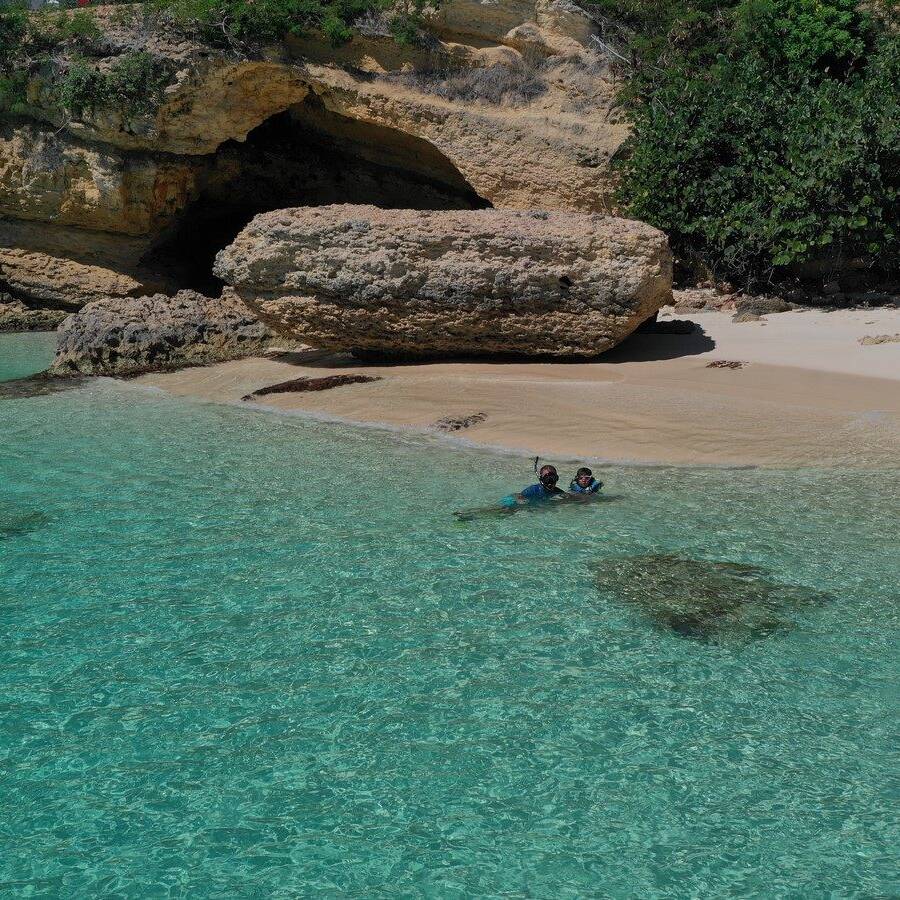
[52,9,102,43]
[54,59,104,117]
[0,0,433,123]
[0,4,36,114]
[150,0,429,48]
[56,51,174,119]
[0,2,27,59]
[611,0,899,281]
[0,72,28,115]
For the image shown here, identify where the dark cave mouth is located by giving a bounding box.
[144,98,491,295]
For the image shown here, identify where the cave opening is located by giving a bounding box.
[145,95,491,295]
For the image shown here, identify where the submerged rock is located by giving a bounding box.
[215,205,672,358]
[51,290,275,376]
[595,553,831,643]
[0,371,90,399]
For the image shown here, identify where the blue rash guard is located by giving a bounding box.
[569,477,603,494]
[519,483,565,501]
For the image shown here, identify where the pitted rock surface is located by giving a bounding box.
[51,290,274,376]
[215,205,672,358]
[0,296,67,333]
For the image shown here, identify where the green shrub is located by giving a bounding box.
[0,71,28,115]
[54,51,174,119]
[733,0,871,75]
[103,50,173,117]
[55,58,104,116]
[151,0,404,47]
[53,10,103,44]
[0,2,27,59]
[389,12,422,46]
[0,4,31,114]
[613,0,899,281]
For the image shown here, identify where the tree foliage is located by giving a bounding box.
[610,0,899,281]
[57,52,175,119]
[148,0,430,48]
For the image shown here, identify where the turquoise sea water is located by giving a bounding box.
[0,331,57,381]
[1,334,898,896]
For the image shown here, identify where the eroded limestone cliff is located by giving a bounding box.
[1,0,629,310]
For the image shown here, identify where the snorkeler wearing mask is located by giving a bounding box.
[512,464,567,504]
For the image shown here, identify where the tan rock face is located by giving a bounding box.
[0,122,200,236]
[0,220,176,307]
[0,295,68,332]
[428,0,597,50]
[0,247,148,308]
[22,9,311,157]
[305,63,624,213]
[215,205,672,358]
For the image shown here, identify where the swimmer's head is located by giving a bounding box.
[575,467,593,485]
[538,465,559,487]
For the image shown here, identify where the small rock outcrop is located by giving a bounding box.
[51,290,275,376]
[215,205,672,358]
[732,296,793,319]
[433,412,488,432]
[0,295,67,332]
[859,333,900,345]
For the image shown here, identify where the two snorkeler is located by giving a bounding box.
[503,464,603,507]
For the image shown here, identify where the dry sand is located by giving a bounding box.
[137,308,900,468]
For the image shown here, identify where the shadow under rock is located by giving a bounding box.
[599,323,715,363]
[266,326,716,370]
[265,347,584,369]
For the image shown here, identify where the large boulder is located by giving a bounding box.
[51,290,275,376]
[214,205,672,358]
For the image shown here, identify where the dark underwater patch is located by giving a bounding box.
[0,507,51,541]
[0,372,89,399]
[595,553,832,643]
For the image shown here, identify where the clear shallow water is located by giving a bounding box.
[1,338,898,896]
[0,331,57,382]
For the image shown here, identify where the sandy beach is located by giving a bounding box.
[138,307,900,468]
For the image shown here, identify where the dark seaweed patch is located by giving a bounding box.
[0,372,89,399]
[595,553,831,643]
[0,508,51,541]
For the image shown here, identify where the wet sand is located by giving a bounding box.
[137,308,900,467]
